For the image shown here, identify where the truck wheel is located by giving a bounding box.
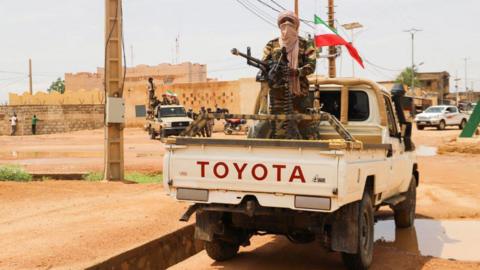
[150,130,157,140]
[341,191,374,270]
[459,119,467,130]
[437,120,446,130]
[205,238,239,262]
[394,176,416,228]
[416,125,424,130]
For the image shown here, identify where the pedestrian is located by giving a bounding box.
[10,113,18,136]
[31,115,39,135]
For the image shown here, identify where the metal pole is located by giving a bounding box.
[294,0,299,16]
[351,29,355,77]
[328,0,336,78]
[411,32,415,95]
[28,59,33,95]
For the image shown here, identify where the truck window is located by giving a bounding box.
[383,96,399,137]
[159,107,187,118]
[320,91,369,121]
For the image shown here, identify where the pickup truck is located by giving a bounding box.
[163,78,418,270]
[414,105,468,130]
[146,105,193,140]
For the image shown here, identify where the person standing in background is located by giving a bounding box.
[10,113,18,136]
[31,115,39,135]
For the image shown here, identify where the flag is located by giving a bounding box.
[314,15,364,68]
[166,90,177,97]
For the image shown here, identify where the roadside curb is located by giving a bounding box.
[86,224,204,270]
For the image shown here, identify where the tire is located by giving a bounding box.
[341,191,374,270]
[416,125,424,130]
[394,176,417,228]
[437,120,446,130]
[150,130,157,140]
[459,119,467,130]
[205,238,239,262]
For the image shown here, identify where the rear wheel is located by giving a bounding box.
[205,238,239,262]
[341,191,374,270]
[459,119,467,130]
[416,125,424,130]
[437,120,446,130]
[394,176,417,228]
[150,130,157,140]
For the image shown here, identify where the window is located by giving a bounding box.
[159,107,187,118]
[135,105,146,118]
[319,91,370,121]
[447,107,458,113]
[383,96,399,137]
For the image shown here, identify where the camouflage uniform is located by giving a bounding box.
[251,36,317,139]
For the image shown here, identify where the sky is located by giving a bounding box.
[1,0,479,103]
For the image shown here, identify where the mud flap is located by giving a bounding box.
[331,201,359,254]
[194,211,224,242]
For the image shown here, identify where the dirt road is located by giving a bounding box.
[0,181,188,269]
[1,127,479,269]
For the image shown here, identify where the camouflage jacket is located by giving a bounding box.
[262,37,317,95]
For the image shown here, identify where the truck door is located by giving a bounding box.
[383,96,410,195]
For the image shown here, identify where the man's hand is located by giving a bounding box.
[283,66,299,77]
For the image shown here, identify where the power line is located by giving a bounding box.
[255,0,281,13]
[235,0,277,28]
[364,59,403,72]
[269,0,286,10]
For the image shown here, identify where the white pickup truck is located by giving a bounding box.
[414,105,468,130]
[163,78,418,270]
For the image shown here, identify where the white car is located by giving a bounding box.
[414,105,468,130]
[146,105,193,139]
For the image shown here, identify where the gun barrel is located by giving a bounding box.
[231,48,267,71]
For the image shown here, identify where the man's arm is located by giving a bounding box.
[298,42,317,77]
[262,40,274,62]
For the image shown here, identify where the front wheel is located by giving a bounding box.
[459,119,467,130]
[437,120,446,130]
[393,176,417,228]
[341,191,374,270]
[205,238,239,262]
[416,125,424,130]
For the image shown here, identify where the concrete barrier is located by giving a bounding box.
[86,224,203,270]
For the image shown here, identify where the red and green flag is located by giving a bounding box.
[314,15,364,68]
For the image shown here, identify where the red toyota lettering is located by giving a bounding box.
[197,161,209,178]
[289,165,306,183]
[272,164,286,182]
[213,162,229,179]
[233,163,248,180]
[252,164,268,181]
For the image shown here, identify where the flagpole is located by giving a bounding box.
[328,0,336,78]
[294,0,299,16]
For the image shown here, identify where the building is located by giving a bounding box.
[65,62,208,92]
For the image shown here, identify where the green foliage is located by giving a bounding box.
[83,172,103,182]
[125,172,163,184]
[47,77,65,94]
[0,166,32,181]
[395,67,421,88]
[82,171,163,184]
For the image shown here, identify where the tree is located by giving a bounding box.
[47,78,65,94]
[395,67,421,89]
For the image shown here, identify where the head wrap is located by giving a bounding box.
[277,11,301,96]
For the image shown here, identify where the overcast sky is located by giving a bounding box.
[1,0,479,103]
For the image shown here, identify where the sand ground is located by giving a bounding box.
[0,127,479,269]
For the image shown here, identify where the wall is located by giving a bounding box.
[0,105,104,136]
[9,89,104,106]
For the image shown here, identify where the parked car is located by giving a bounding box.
[414,105,468,130]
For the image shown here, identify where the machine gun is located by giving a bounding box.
[231,47,302,139]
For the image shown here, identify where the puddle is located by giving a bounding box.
[416,145,438,157]
[375,219,480,261]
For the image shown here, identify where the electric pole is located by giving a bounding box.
[328,0,336,78]
[404,28,422,97]
[454,73,461,106]
[104,0,125,181]
[294,0,299,16]
[28,59,33,95]
[342,22,363,77]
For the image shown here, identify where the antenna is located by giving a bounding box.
[175,35,180,64]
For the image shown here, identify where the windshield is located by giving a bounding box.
[424,107,444,113]
[159,107,187,118]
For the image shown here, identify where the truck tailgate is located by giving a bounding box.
[167,144,339,198]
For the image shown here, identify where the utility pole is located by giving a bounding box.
[404,28,422,97]
[342,22,363,77]
[294,0,299,16]
[104,0,125,181]
[328,0,336,78]
[454,73,461,106]
[28,59,33,95]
